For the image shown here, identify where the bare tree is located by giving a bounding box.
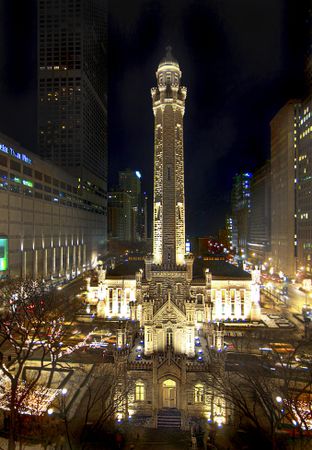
[0,279,82,450]
[206,342,312,449]
[59,361,134,450]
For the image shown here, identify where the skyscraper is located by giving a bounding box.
[297,8,312,278]
[38,0,107,250]
[151,47,186,265]
[270,100,301,277]
[297,99,312,275]
[107,191,132,241]
[230,172,252,256]
[247,162,271,265]
[119,169,141,241]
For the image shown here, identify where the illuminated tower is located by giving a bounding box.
[151,47,187,265]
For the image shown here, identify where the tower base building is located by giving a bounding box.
[85,257,260,428]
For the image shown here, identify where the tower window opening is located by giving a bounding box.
[167,165,171,181]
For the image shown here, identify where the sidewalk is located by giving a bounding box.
[124,427,191,450]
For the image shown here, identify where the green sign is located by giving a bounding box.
[22,179,33,188]
[0,237,8,271]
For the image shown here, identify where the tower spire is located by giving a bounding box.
[166,45,172,58]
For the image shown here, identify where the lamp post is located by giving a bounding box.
[275,395,285,433]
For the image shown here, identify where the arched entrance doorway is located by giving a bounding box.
[162,379,176,408]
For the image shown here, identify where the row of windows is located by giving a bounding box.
[211,289,245,300]
[0,175,105,215]
[0,154,78,194]
[134,381,205,403]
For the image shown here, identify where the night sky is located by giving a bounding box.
[0,0,310,236]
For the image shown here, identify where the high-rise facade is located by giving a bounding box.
[119,169,141,241]
[295,7,312,278]
[151,47,186,265]
[38,0,107,251]
[231,172,252,256]
[297,98,312,274]
[270,100,301,277]
[247,162,271,264]
[107,191,132,242]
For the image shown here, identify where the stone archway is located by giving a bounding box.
[162,379,176,408]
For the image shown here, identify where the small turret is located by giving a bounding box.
[145,254,153,281]
[185,253,194,281]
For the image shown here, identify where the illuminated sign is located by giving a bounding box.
[0,237,8,271]
[22,179,33,188]
[186,241,191,252]
[0,143,32,165]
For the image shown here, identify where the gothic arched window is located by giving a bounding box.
[167,328,173,347]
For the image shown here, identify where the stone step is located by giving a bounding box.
[157,408,181,416]
[157,414,181,429]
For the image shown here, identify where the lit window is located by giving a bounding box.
[194,384,204,403]
[135,381,145,401]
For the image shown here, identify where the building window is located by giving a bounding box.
[10,160,21,172]
[35,170,43,180]
[117,289,122,314]
[135,381,145,401]
[23,166,32,177]
[166,328,173,347]
[197,311,203,323]
[109,289,113,313]
[194,384,204,403]
[0,155,7,167]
